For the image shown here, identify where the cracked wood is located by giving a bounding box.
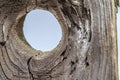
[0,0,119,80]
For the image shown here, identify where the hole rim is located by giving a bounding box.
[11,8,68,56]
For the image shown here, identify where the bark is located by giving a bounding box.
[0,0,119,80]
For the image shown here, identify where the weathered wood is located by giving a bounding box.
[118,0,120,6]
[0,0,118,80]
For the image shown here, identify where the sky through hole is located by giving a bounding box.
[23,9,62,52]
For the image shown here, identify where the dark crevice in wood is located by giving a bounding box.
[61,7,77,27]
[70,66,76,75]
[88,28,92,42]
[0,63,10,80]
[0,42,6,46]
[58,0,66,4]
[60,47,68,61]
[71,61,75,66]
[75,57,79,63]
[60,49,66,56]
[41,0,48,4]
[70,61,76,75]
[85,56,89,67]
[27,56,34,80]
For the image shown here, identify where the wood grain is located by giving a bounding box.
[0,0,118,80]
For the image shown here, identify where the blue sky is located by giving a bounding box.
[23,9,62,52]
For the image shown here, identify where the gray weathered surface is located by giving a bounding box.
[0,0,119,80]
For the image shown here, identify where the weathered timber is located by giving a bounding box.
[0,0,119,80]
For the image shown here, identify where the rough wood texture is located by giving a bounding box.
[118,0,120,6]
[0,0,119,80]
